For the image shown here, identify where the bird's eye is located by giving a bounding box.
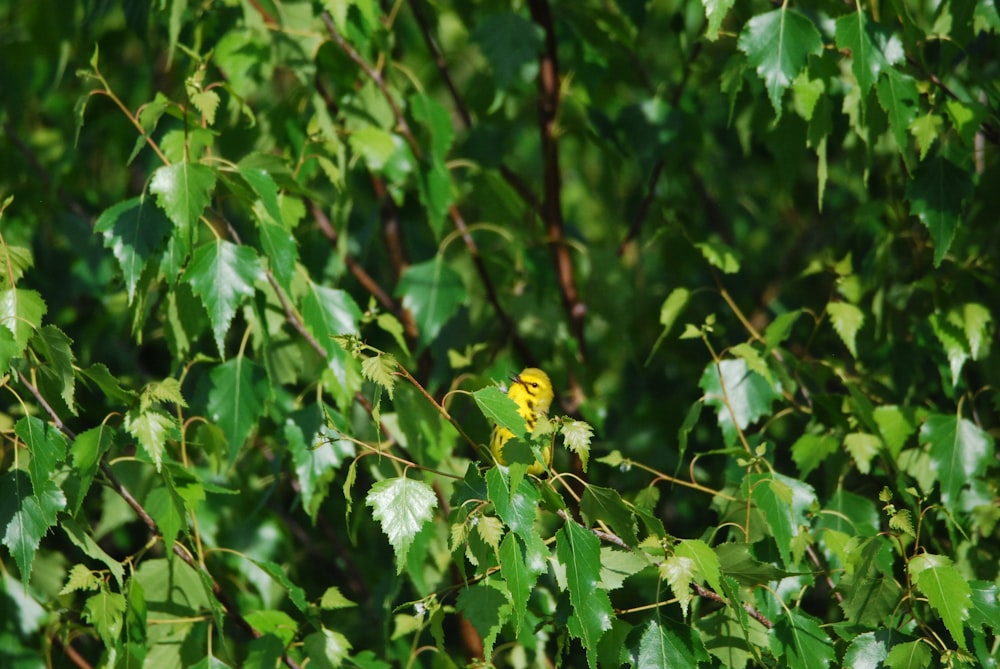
[531,383,538,388]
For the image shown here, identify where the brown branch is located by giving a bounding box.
[527,0,587,359]
[309,199,397,312]
[321,12,421,159]
[448,205,537,366]
[691,583,774,629]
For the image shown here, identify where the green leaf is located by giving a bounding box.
[729,342,772,385]
[843,631,891,669]
[876,69,920,158]
[361,353,397,400]
[0,288,46,352]
[61,564,100,595]
[0,325,17,374]
[17,416,68,499]
[699,359,782,447]
[834,11,903,96]
[557,520,613,667]
[772,609,834,669]
[698,607,770,668]
[0,243,34,289]
[827,301,864,357]
[183,240,262,355]
[348,126,400,171]
[250,557,310,616]
[245,610,298,646]
[303,628,352,669]
[661,553,697,615]
[207,357,269,464]
[695,239,741,273]
[255,219,298,293]
[839,538,901,626]
[471,12,543,89]
[415,156,452,238]
[745,472,816,567]
[885,641,932,669]
[396,256,466,347]
[907,156,974,266]
[145,485,185,552]
[301,282,363,346]
[599,547,650,590]
[78,363,138,406]
[473,385,525,438]
[485,467,540,539]
[455,580,511,660]
[920,414,993,508]
[124,407,175,472]
[499,533,534,637]
[320,586,356,610]
[791,432,839,478]
[561,420,594,471]
[2,471,60,584]
[873,405,918,458]
[967,581,1000,632]
[95,196,172,302]
[737,8,823,118]
[365,476,438,573]
[580,486,638,547]
[909,553,971,649]
[60,516,124,587]
[929,311,969,385]
[844,432,881,474]
[83,589,126,648]
[149,161,216,234]
[908,112,942,160]
[636,619,706,668]
[702,0,735,41]
[676,538,723,595]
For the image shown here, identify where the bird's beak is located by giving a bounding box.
[509,373,525,388]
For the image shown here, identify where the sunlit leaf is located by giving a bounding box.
[920,414,993,509]
[366,476,438,573]
[557,520,613,667]
[909,553,970,649]
[737,8,823,118]
[184,240,262,355]
[95,196,172,302]
[149,161,216,233]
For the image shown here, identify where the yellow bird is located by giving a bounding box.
[490,368,555,475]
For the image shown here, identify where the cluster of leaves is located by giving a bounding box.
[1,0,999,668]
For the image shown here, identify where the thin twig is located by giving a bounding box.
[691,583,774,629]
[447,205,537,366]
[321,12,420,158]
[309,199,396,312]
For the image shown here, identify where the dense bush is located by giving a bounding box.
[1,1,998,667]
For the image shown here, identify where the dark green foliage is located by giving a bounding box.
[1,1,998,667]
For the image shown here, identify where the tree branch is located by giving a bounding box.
[527,0,587,359]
